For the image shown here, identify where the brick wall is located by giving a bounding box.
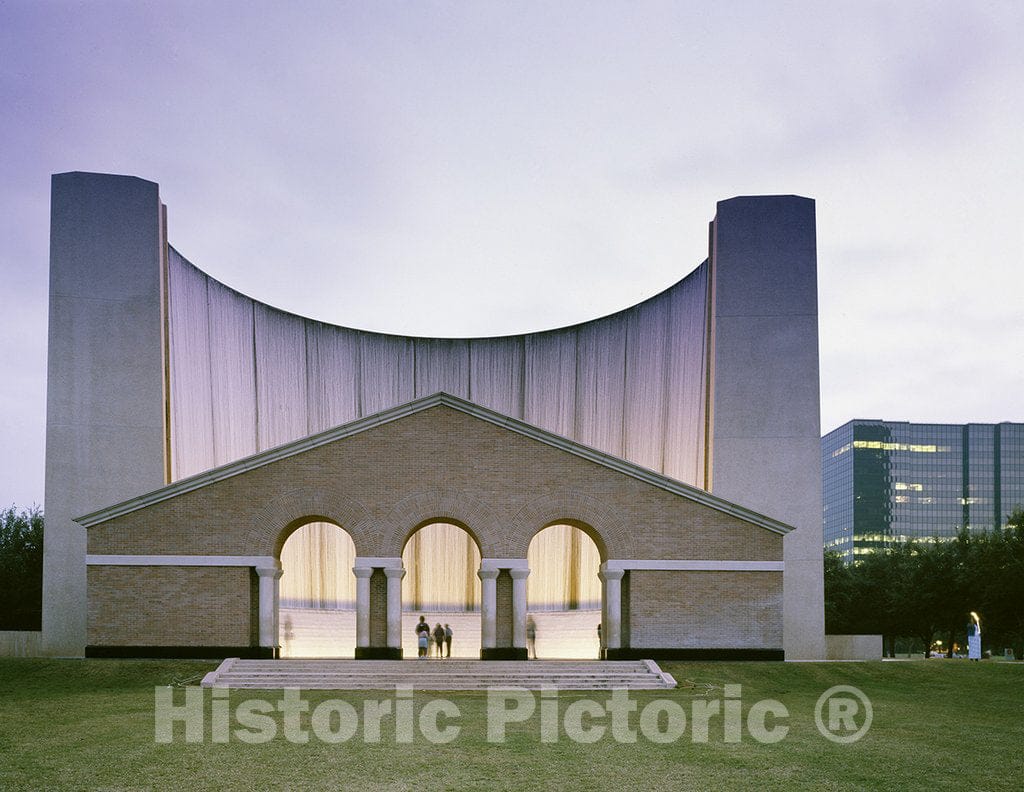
[86,405,784,651]
[495,571,512,647]
[87,566,252,646]
[369,569,387,646]
[628,570,783,649]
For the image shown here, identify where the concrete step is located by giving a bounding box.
[203,658,675,690]
[231,659,638,663]
[212,680,668,687]
[207,680,672,690]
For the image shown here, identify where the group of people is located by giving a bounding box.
[410,615,600,659]
[415,616,453,658]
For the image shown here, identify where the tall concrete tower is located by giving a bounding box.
[43,173,168,655]
[709,196,825,660]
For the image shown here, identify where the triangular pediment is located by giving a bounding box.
[76,392,793,535]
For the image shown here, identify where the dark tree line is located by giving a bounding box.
[0,505,43,630]
[825,509,1024,659]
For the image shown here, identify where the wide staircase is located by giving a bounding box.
[202,658,675,690]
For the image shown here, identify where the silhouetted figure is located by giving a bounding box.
[444,623,453,657]
[433,623,445,658]
[597,622,602,659]
[526,616,537,659]
[282,614,294,658]
[416,615,430,658]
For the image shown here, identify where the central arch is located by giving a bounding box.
[401,519,482,658]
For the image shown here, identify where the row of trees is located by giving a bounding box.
[0,505,43,630]
[825,509,1024,659]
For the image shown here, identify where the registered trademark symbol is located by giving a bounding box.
[814,685,873,743]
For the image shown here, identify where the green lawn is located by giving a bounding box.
[0,658,1021,791]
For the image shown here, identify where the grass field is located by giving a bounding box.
[0,658,1021,791]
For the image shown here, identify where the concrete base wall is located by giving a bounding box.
[825,634,882,661]
[355,647,402,660]
[0,631,42,657]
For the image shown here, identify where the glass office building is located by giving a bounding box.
[823,420,1024,561]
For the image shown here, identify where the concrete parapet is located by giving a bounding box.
[0,631,42,657]
[825,634,882,661]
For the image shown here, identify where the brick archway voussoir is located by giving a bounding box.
[247,486,375,558]
[378,489,504,558]
[508,490,637,561]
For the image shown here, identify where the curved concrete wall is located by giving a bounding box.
[166,248,710,485]
[45,172,824,658]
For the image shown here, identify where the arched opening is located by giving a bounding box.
[401,521,482,658]
[278,520,357,657]
[526,522,602,658]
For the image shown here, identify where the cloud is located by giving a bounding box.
[1,1,1023,504]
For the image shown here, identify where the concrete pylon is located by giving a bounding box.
[43,172,168,656]
[708,195,826,660]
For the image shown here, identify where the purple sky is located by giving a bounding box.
[2,2,1022,507]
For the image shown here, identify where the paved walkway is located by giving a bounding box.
[280,607,601,659]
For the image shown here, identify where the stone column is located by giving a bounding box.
[509,568,530,649]
[384,566,406,652]
[256,565,283,657]
[599,567,625,654]
[478,568,499,649]
[353,566,374,649]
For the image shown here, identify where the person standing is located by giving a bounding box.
[443,623,453,658]
[526,616,537,660]
[433,623,445,658]
[282,614,294,658]
[415,615,430,658]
